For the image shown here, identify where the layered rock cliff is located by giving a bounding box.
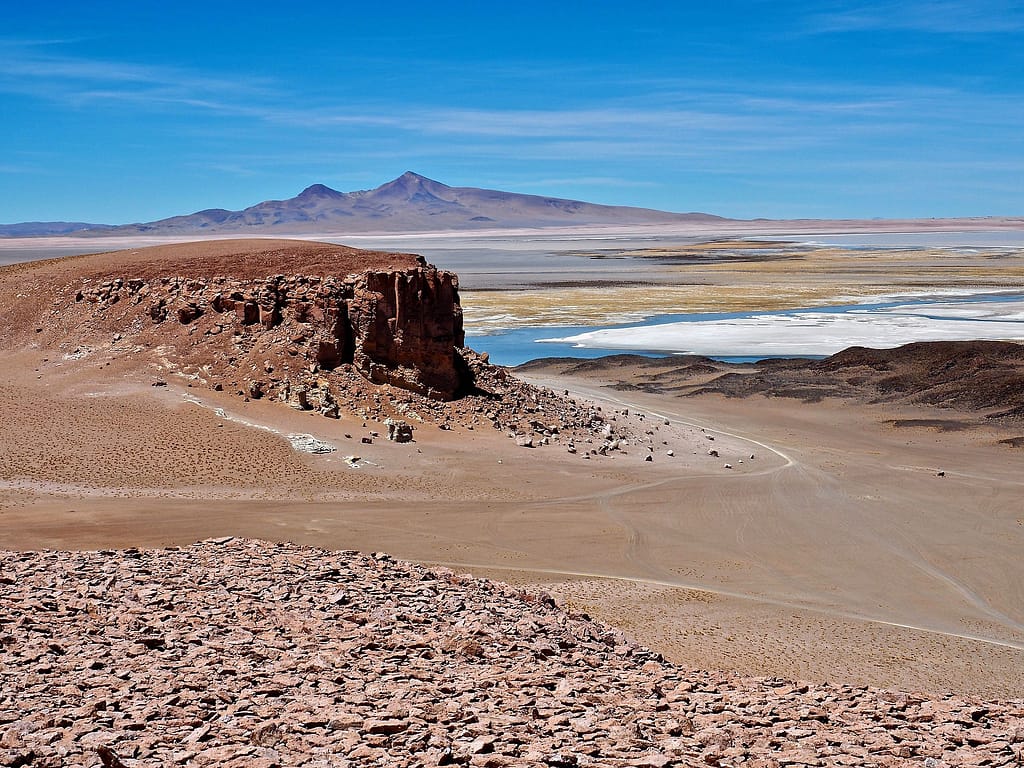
[349,268,464,397]
[70,263,466,400]
[14,240,466,402]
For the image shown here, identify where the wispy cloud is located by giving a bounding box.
[499,177,660,189]
[270,105,769,140]
[3,36,1021,203]
[0,42,273,113]
[804,1,1024,34]
[1,35,988,136]
[160,81,1023,186]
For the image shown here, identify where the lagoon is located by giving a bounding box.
[467,291,1024,366]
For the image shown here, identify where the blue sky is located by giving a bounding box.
[2,1,1023,222]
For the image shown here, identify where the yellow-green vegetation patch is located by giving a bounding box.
[462,245,1024,333]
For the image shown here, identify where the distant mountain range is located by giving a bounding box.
[0,221,105,237]
[0,172,725,237]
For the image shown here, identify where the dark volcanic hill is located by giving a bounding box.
[522,341,1024,423]
[3,172,725,237]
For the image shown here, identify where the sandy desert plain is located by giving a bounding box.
[2,225,1024,707]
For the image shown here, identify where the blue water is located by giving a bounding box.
[468,324,672,366]
[466,291,1024,367]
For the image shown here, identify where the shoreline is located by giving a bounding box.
[466,290,1024,365]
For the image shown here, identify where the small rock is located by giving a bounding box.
[631,753,671,768]
[96,746,128,768]
[363,718,408,735]
[468,736,495,754]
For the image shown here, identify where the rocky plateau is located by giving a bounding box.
[0,238,639,454]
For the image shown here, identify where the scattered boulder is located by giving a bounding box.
[385,418,414,443]
[176,302,201,324]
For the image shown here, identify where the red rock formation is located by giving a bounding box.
[349,268,465,398]
[56,262,466,400]
[2,238,643,451]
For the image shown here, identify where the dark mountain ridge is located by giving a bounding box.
[523,341,1024,423]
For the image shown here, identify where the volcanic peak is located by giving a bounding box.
[295,182,346,201]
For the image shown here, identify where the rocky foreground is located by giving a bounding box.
[2,540,1021,768]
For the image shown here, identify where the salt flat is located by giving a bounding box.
[541,295,1024,357]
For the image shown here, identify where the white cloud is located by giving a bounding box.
[2,37,1021,202]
